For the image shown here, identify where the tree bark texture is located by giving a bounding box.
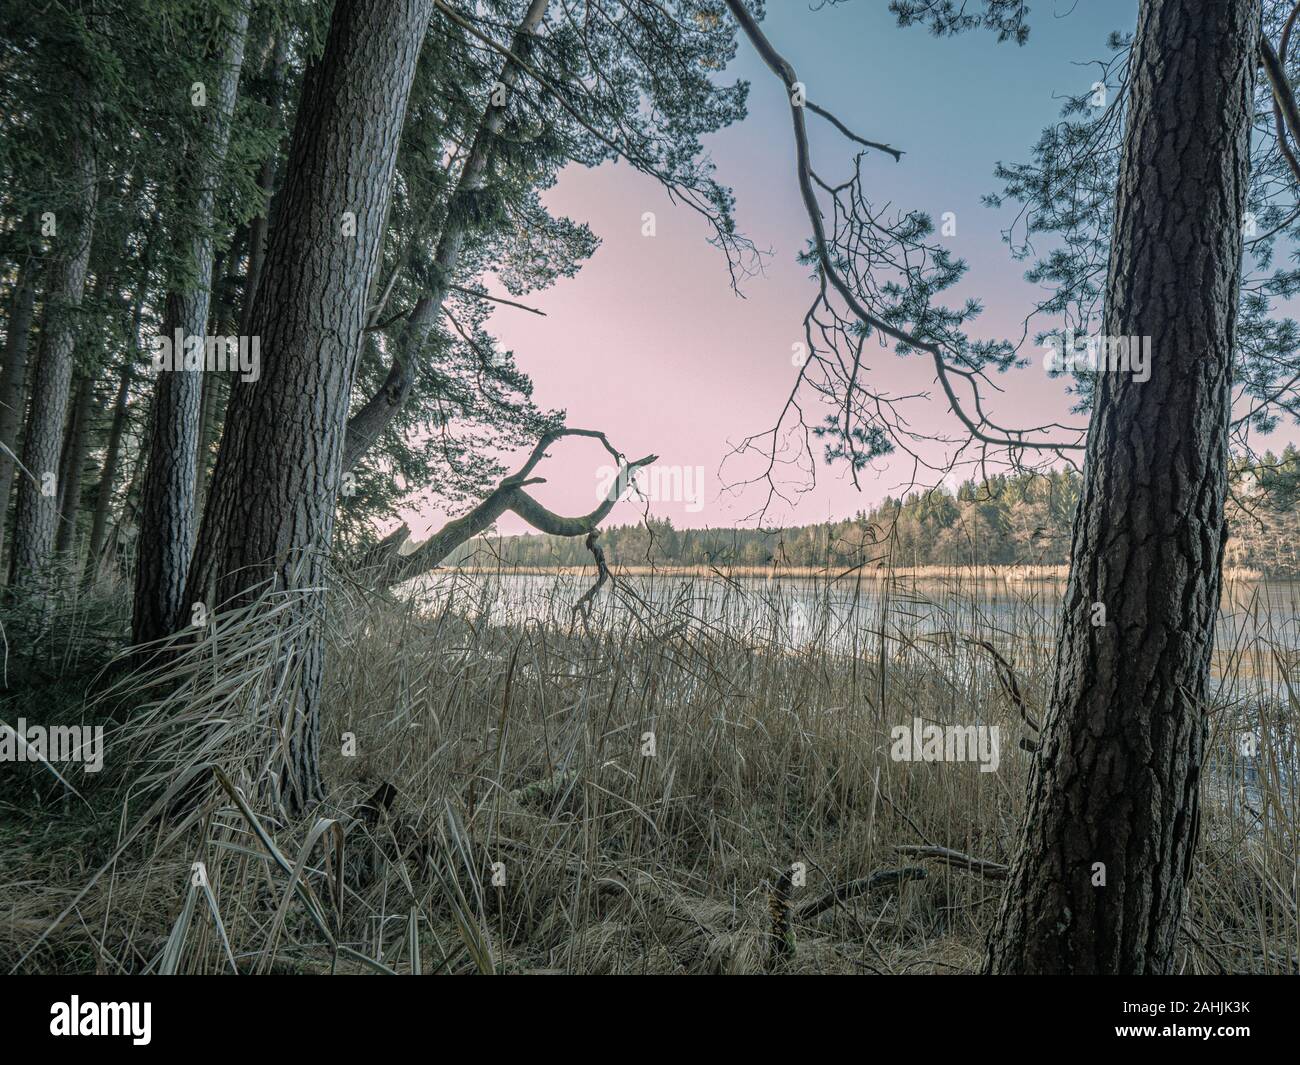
[9,133,97,597]
[132,1,249,644]
[185,0,434,808]
[0,243,40,565]
[984,0,1258,974]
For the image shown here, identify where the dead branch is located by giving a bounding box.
[895,844,1008,880]
[961,636,1042,750]
[798,866,928,920]
[365,428,655,589]
[572,530,610,620]
[722,0,1084,457]
[1261,34,1300,188]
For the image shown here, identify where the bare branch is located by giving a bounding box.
[366,428,656,587]
[722,0,1085,464]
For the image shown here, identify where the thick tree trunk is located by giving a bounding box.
[8,135,97,597]
[186,0,434,809]
[54,371,95,555]
[984,0,1258,974]
[342,0,550,471]
[132,2,248,645]
[0,244,39,564]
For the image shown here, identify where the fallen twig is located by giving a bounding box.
[895,844,1008,880]
[798,866,928,920]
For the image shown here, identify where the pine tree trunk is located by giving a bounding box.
[242,34,290,337]
[131,2,248,645]
[85,354,133,583]
[190,249,224,526]
[186,0,434,809]
[55,371,95,556]
[342,0,550,471]
[8,135,97,598]
[193,243,242,526]
[984,0,1258,975]
[0,243,40,565]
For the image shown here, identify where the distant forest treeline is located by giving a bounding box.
[448,450,1300,577]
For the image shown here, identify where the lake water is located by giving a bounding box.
[415,569,1300,696]
[412,568,1299,809]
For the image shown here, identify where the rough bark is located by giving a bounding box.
[185,0,434,809]
[132,2,249,645]
[0,243,40,564]
[984,0,1258,975]
[8,131,97,597]
[341,0,551,472]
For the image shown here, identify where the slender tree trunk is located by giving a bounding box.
[984,0,1258,975]
[186,0,434,809]
[242,33,290,337]
[132,2,249,645]
[194,242,242,526]
[192,371,215,524]
[0,242,40,565]
[103,418,150,583]
[9,132,98,597]
[85,358,133,583]
[342,0,550,471]
[191,249,224,526]
[55,371,95,556]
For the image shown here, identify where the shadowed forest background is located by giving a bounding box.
[0,0,1298,978]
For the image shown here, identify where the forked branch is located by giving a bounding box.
[364,428,656,587]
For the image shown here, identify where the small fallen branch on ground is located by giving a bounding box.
[798,866,929,920]
[895,844,1008,880]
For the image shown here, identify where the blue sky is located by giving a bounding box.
[414,1,1209,535]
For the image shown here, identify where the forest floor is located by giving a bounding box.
[0,570,1294,974]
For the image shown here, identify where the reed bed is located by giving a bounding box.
[0,564,1295,974]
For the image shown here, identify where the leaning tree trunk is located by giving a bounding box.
[342,0,551,471]
[8,132,97,598]
[186,0,434,810]
[984,0,1258,974]
[364,429,655,586]
[0,241,40,564]
[131,1,248,645]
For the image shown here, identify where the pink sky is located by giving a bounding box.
[400,1,1296,540]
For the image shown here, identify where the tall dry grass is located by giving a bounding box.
[0,564,1295,974]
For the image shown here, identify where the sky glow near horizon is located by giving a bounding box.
[400,0,1295,541]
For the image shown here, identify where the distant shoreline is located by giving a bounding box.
[442,563,1269,582]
